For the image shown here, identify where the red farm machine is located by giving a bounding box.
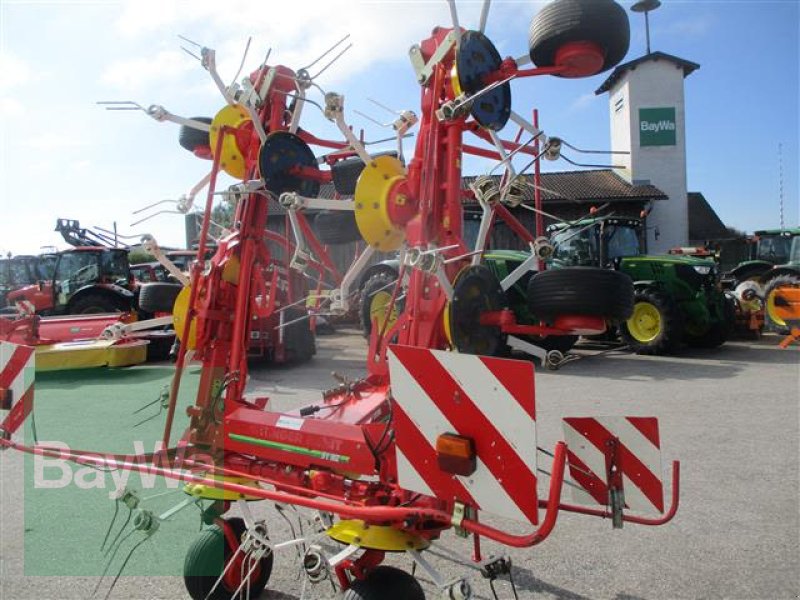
[1,1,680,598]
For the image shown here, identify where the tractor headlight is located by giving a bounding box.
[693,265,712,275]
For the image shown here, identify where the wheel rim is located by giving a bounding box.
[766,289,787,327]
[369,290,398,332]
[627,301,662,343]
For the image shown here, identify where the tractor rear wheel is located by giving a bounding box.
[764,275,800,334]
[184,517,273,600]
[359,271,402,337]
[283,307,316,362]
[69,292,127,314]
[138,282,182,313]
[343,566,425,600]
[620,288,683,355]
[179,117,212,153]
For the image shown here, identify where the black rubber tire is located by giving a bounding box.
[138,282,182,313]
[146,336,175,362]
[526,267,633,321]
[314,211,362,245]
[620,287,683,355]
[764,274,800,334]
[449,265,509,357]
[283,307,316,362]
[529,0,630,76]
[343,566,425,600]
[184,517,273,600]
[69,292,128,314]
[359,271,403,337]
[685,296,736,349]
[179,117,212,153]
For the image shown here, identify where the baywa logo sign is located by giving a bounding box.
[639,107,676,147]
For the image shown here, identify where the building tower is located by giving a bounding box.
[596,52,699,253]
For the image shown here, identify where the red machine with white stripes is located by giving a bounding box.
[1,1,680,598]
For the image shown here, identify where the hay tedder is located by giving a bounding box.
[1,1,680,598]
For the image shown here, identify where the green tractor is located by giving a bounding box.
[548,216,735,354]
[725,228,800,332]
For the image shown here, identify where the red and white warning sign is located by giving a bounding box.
[0,341,36,441]
[562,417,664,514]
[388,345,538,525]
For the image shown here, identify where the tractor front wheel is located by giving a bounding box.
[620,288,683,355]
[343,566,425,600]
[69,292,126,315]
[184,517,273,600]
[764,275,800,334]
[685,296,736,349]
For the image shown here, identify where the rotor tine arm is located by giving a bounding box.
[309,43,353,80]
[132,199,176,215]
[446,0,462,44]
[478,0,492,33]
[230,36,252,86]
[301,33,351,71]
[199,46,236,105]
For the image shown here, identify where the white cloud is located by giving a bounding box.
[0,97,24,117]
[22,134,90,152]
[0,53,34,91]
[102,49,196,91]
[111,0,448,87]
[569,92,596,112]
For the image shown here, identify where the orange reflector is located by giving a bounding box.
[436,433,476,476]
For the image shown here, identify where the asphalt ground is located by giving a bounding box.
[1,329,798,599]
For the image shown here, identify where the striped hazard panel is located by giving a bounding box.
[563,417,664,514]
[0,341,35,440]
[388,345,538,525]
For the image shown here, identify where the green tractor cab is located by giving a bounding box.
[548,216,734,354]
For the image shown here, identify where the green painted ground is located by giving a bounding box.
[22,365,208,577]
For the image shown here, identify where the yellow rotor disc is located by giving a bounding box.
[327,519,429,552]
[209,104,250,179]
[353,155,407,252]
[172,286,198,350]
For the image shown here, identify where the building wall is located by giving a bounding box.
[609,60,690,253]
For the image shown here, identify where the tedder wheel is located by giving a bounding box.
[178,117,212,153]
[448,265,509,357]
[138,282,182,314]
[343,566,425,600]
[283,307,316,362]
[526,267,634,321]
[684,295,736,349]
[620,287,683,355]
[69,292,127,315]
[764,275,800,334]
[359,271,402,338]
[184,517,273,600]
[528,0,630,77]
[314,211,363,245]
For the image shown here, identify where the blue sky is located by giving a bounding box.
[0,0,797,255]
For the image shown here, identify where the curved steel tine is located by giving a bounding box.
[99,500,120,552]
[230,36,252,86]
[102,537,148,600]
[97,100,145,111]
[94,226,143,241]
[559,138,630,155]
[309,43,352,80]
[177,34,202,48]
[353,110,392,128]
[132,199,177,215]
[130,210,182,227]
[300,34,351,71]
[560,154,627,169]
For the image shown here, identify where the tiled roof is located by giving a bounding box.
[317,169,665,206]
[595,51,700,95]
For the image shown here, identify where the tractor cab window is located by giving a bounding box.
[57,252,100,292]
[100,251,130,283]
[9,260,32,285]
[789,238,800,264]
[756,236,791,264]
[37,255,57,280]
[551,227,598,266]
[604,225,641,261]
